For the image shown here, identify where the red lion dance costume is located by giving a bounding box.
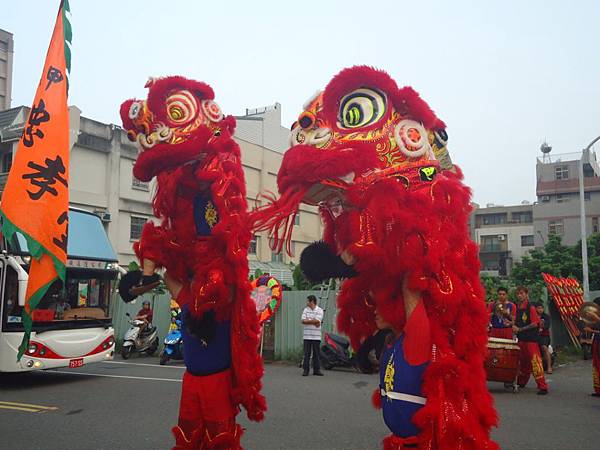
[120,76,266,450]
[253,66,498,449]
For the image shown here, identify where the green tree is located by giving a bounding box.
[291,263,311,290]
[480,274,513,303]
[509,233,600,301]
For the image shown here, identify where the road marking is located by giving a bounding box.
[0,405,40,413]
[48,370,182,383]
[0,401,58,413]
[103,360,185,369]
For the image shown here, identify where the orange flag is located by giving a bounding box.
[0,0,72,360]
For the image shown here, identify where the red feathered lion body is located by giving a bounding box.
[253,66,497,449]
[121,76,265,449]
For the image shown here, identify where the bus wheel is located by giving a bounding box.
[121,345,133,360]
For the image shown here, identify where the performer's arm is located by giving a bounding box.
[134,221,170,270]
[401,274,430,366]
[402,275,422,320]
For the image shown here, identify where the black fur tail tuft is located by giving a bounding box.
[300,241,357,283]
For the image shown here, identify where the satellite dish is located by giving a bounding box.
[540,142,552,154]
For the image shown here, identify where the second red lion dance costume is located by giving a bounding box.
[120,77,266,450]
[254,66,498,449]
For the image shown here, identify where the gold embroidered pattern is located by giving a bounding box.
[384,350,395,394]
[205,201,218,228]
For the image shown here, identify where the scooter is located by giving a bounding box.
[319,332,357,371]
[160,320,184,365]
[121,312,159,359]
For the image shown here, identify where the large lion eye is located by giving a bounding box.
[128,102,142,120]
[165,90,198,125]
[338,88,386,129]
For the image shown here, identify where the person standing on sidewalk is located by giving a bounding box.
[301,295,324,376]
[513,287,549,395]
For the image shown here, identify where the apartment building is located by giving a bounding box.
[534,148,600,247]
[471,203,534,276]
[0,29,13,110]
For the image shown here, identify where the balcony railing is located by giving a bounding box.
[479,245,509,254]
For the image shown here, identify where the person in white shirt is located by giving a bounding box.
[301,295,324,376]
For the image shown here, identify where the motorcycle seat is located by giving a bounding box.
[327,333,350,349]
[141,325,156,335]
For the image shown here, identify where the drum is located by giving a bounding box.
[485,337,520,384]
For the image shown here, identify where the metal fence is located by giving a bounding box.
[111,291,173,348]
[111,289,339,359]
[272,290,338,359]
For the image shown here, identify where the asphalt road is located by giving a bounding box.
[1,357,599,450]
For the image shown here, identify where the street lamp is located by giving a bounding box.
[579,135,600,301]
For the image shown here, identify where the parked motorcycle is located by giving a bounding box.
[319,332,357,371]
[121,312,159,359]
[160,319,184,365]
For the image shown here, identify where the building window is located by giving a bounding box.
[556,193,570,203]
[480,235,502,252]
[593,217,599,234]
[512,211,532,223]
[1,151,12,173]
[585,192,591,201]
[249,235,258,255]
[521,235,534,247]
[77,132,111,151]
[555,166,569,180]
[271,251,283,263]
[482,214,507,225]
[130,216,147,240]
[294,213,300,226]
[548,220,564,236]
[132,176,149,191]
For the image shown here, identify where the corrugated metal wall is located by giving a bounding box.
[272,290,338,359]
[111,289,340,359]
[112,292,172,348]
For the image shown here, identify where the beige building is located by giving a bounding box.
[0,29,13,110]
[470,203,535,276]
[0,103,321,284]
[534,148,600,247]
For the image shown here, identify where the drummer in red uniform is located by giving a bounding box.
[488,287,516,339]
[513,286,549,395]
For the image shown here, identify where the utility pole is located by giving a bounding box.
[579,135,600,301]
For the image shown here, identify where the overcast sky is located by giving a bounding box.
[3,0,600,206]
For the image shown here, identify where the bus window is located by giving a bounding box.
[2,267,114,331]
[2,266,22,330]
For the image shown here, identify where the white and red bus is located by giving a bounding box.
[0,208,118,372]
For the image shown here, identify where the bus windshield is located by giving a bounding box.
[2,265,116,332]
